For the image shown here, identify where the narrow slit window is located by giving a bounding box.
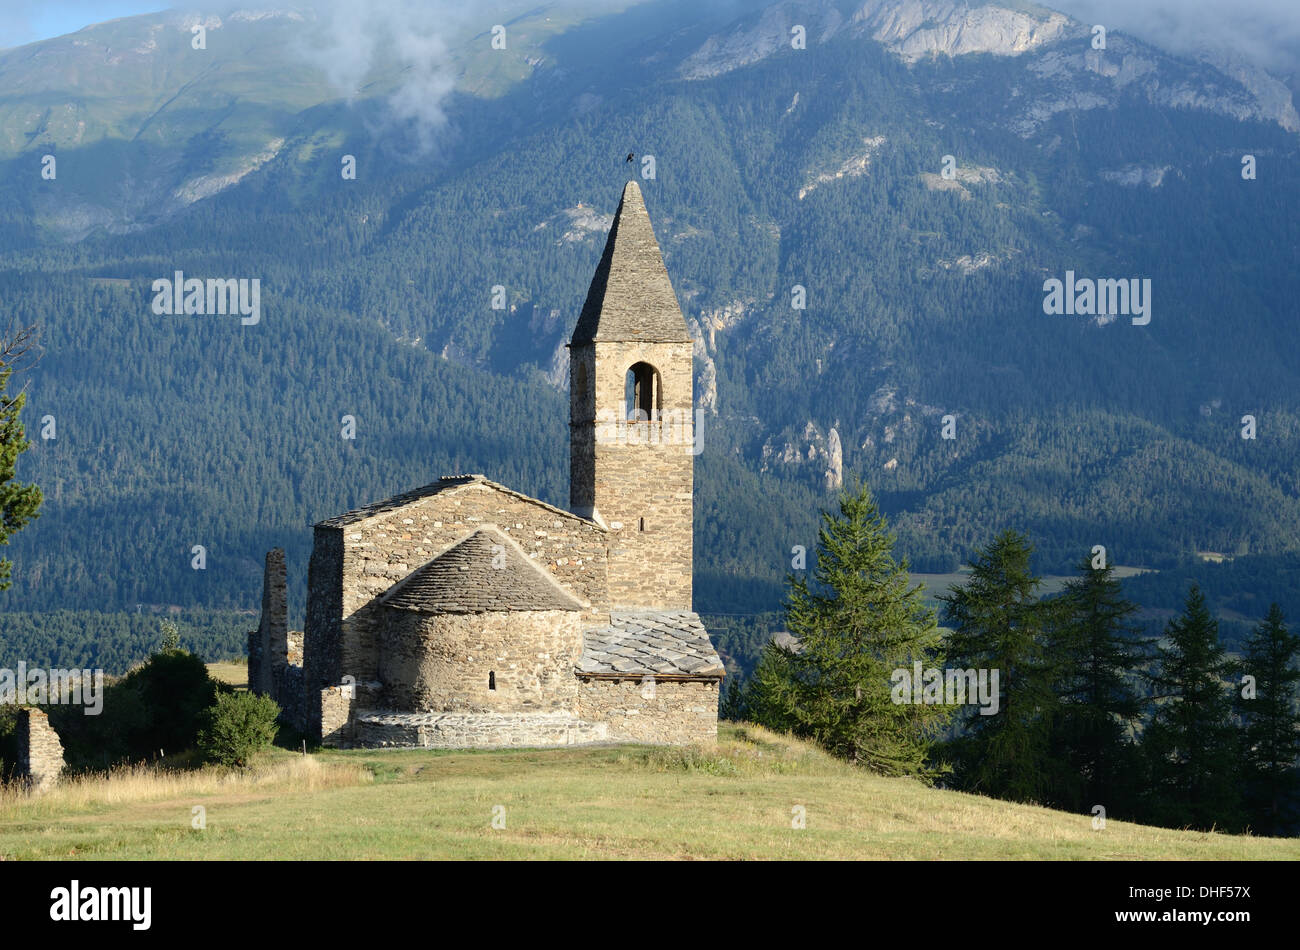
[489,671,496,691]
[574,362,588,405]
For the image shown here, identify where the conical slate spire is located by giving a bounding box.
[381,528,583,614]
[570,180,691,345]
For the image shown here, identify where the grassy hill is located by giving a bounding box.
[1,724,1294,860]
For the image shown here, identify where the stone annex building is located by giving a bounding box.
[248,180,725,749]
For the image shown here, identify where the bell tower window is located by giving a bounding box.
[625,362,660,422]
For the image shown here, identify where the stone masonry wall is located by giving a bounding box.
[303,527,344,739]
[272,663,306,735]
[570,340,694,610]
[249,548,287,697]
[337,482,607,711]
[378,609,583,714]
[577,678,718,745]
[355,712,608,749]
[15,708,65,792]
[319,685,353,746]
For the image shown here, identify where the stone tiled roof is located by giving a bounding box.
[570,181,692,345]
[381,527,583,614]
[578,610,725,679]
[315,474,602,529]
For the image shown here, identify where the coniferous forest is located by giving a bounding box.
[731,484,1300,837]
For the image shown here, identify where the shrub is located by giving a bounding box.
[197,692,280,768]
[118,649,221,756]
[0,705,18,782]
[47,650,224,770]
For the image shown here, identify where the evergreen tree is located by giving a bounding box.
[0,324,42,591]
[746,643,795,731]
[1142,584,1243,831]
[1235,604,1300,835]
[159,619,181,652]
[939,530,1054,802]
[718,674,748,722]
[1043,557,1150,814]
[747,481,949,779]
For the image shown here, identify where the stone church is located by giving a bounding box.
[248,180,724,749]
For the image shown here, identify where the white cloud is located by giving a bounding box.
[1054,0,1300,72]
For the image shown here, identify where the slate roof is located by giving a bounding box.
[570,181,692,345]
[578,611,725,679]
[380,527,583,614]
[315,474,601,529]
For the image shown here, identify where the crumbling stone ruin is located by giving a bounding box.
[15,707,65,792]
[247,548,305,729]
[250,181,724,749]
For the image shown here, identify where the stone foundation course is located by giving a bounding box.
[355,711,609,749]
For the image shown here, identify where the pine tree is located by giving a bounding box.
[747,481,949,779]
[0,325,42,591]
[1142,584,1243,831]
[939,530,1054,803]
[1043,557,1150,815]
[718,674,748,722]
[1235,604,1300,835]
[746,640,797,732]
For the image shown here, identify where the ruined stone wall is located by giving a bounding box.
[577,678,718,745]
[335,483,608,714]
[272,663,306,735]
[303,527,344,739]
[249,548,287,697]
[319,685,352,746]
[377,609,583,714]
[247,548,306,733]
[246,628,262,698]
[15,708,65,792]
[286,630,303,666]
[570,340,694,610]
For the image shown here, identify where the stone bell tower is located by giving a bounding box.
[569,180,695,610]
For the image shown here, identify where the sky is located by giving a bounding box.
[0,1,168,49]
[2,1,1299,73]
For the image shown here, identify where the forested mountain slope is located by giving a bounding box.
[1,0,1298,650]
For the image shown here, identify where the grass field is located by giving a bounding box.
[206,661,248,689]
[1,725,1294,860]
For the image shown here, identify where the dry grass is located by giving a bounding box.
[0,753,367,820]
[1,725,1295,860]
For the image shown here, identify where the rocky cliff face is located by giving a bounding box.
[681,0,1071,79]
[850,0,1070,62]
[680,1,1299,135]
